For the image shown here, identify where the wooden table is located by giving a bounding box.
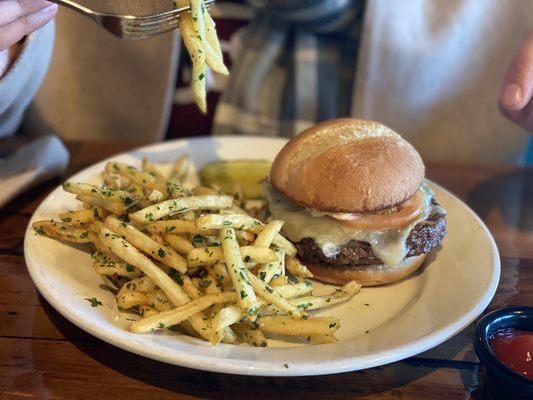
[1,142,532,400]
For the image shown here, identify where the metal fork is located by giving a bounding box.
[49,0,215,39]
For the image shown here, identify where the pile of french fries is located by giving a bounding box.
[33,155,361,346]
[176,0,228,112]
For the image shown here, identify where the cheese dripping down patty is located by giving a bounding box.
[264,182,436,266]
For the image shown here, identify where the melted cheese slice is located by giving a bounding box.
[264,183,434,266]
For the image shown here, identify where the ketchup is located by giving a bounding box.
[490,328,533,380]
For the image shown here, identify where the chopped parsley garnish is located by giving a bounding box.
[193,235,203,244]
[86,297,102,307]
[240,290,248,299]
[169,269,184,285]
[158,248,166,258]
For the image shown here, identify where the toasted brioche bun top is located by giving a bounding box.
[270,119,425,212]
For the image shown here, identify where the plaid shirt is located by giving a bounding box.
[212,0,365,137]
[168,0,365,139]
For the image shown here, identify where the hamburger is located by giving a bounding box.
[265,119,446,286]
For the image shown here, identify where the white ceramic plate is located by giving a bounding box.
[24,137,500,377]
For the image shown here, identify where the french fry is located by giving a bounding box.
[308,334,337,344]
[147,189,165,203]
[141,158,166,182]
[140,305,159,318]
[102,172,130,190]
[269,276,288,287]
[117,290,149,309]
[232,323,268,347]
[207,262,232,292]
[63,182,138,210]
[167,179,192,198]
[76,194,129,215]
[130,292,237,334]
[202,272,222,295]
[181,274,203,300]
[220,227,260,319]
[88,220,105,235]
[180,13,207,112]
[289,281,362,311]
[257,316,340,337]
[117,278,155,309]
[257,248,285,284]
[286,255,314,279]
[246,270,302,317]
[269,234,297,257]
[190,0,228,75]
[253,220,283,247]
[150,233,166,247]
[104,162,165,193]
[92,251,142,278]
[210,304,244,345]
[163,233,195,255]
[59,208,101,226]
[187,245,278,267]
[105,216,187,273]
[146,220,217,236]
[129,195,233,224]
[128,183,146,200]
[33,220,95,244]
[169,155,190,183]
[124,276,157,292]
[201,273,237,343]
[196,213,262,231]
[204,5,223,60]
[273,281,314,299]
[235,229,255,244]
[147,289,173,311]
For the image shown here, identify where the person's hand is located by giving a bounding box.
[0,0,57,77]
[500,30,533,132]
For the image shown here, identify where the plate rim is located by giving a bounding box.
[23,136,501,377]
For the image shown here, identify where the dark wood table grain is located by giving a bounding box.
[1,141,532,400]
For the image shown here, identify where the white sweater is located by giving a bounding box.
[353,0,533,163]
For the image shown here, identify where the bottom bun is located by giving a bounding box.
[305,254,427,286]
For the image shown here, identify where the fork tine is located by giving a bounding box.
[134,14,181,28]
[124,17,178,32]
[129,9,180,24]
[131,0,216,24]
[124,19,179,39]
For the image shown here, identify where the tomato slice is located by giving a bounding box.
[330,190,425,230]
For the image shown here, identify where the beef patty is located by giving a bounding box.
[295,211,446,267]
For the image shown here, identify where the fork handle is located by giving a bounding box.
[48,0,99,20]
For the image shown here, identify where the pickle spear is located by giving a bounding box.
[199,160,272,199]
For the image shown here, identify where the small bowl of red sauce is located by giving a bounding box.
[473,307,533,399]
